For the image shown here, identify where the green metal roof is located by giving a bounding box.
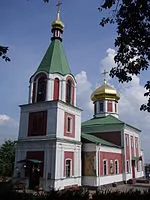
[81,133,120,148]
[82,115,124,127]
[81,115,140,133]
[36,39,71,76]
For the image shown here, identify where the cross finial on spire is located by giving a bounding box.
[56,0,62,20]
[102,70,108,84]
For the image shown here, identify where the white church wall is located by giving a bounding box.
[53,141,81,190]
[99,174,123,186]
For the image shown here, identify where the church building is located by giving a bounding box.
[14,4,144,191]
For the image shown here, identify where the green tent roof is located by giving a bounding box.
[36,39,71,76]
[81,133,120,148]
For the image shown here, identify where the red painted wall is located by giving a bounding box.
[64,112,75,138]
[64,151,74,176]
[99,151,123,176]
[53,78,59,100]
[135,137,139,156]
[107,101,112,112]
[94,132,121,146]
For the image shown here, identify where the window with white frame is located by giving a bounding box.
[115,160,119,174]
[103,160,108,176]
[65,159,71,177]
[126,160,130,173]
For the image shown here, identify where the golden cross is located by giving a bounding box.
[56,0,62,14]
[102,69,108,84]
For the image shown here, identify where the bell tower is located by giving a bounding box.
[14,1,81,191]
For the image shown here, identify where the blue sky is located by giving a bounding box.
[1,0,150,162]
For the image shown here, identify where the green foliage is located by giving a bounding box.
[0,46,11,62]
[0,140,16,177]
[99,0,150,112]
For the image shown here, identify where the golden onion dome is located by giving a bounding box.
[91,81,120,102]
[51,10,64,31]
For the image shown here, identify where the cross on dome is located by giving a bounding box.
[56,0,62,20]
[102,69,108,84]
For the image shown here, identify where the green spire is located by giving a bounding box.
[36,39,71,76]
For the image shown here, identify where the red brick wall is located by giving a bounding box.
[94,132,121,146]
[99,151,123,176]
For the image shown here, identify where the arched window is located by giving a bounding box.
[53,78,59,100]
[66,79,72,104]
[37,76,46,102]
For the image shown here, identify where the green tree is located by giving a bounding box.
[0,140,16,177]
[0,46,10,62]
[99,0,150,111]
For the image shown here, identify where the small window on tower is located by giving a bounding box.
[64,112,75,138]
[99,101,104,112]
[115,102,117,112]
[67,117,72,133]
[66,80,72,104]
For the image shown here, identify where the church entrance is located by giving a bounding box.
[29,163,40,190]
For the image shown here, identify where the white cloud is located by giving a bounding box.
[100,48,117,76]
[0,114,18,127]
[75,71,93,120]
[0,114,19,144]
[0,114,10,125]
